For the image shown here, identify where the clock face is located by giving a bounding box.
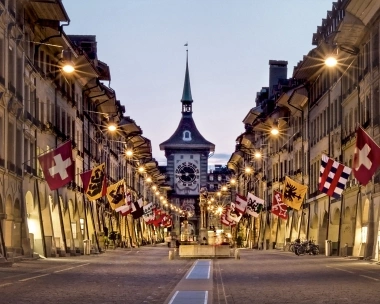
[175,162,200,187]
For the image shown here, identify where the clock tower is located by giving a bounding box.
[160,51,215,241]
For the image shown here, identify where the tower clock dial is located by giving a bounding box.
[175,161,200,187]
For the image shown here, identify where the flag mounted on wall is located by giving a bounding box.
[246,192,264,218]
[353,126,380,185]
[226,202,242,223]
[282,176,307,210]
[319,154,351,198]
[38,140,74,191]
[107,179,126,210]
[81,163,107,201]
[271,190,287,220]
[234,194,247,214]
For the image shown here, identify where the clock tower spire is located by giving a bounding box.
[159,50,215,242]
[181,50,193,114]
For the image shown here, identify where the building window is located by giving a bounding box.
[209,175,214,181]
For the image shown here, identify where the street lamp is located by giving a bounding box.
[60,49,75,73]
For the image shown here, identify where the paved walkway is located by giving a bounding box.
[165,259,213,304]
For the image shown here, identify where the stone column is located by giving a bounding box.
[199,188,208,244]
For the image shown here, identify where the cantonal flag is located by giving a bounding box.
[80,163,107,201]
[115,184,132,216]
[235,194,247,214]
[226,202,242,223]
[107,179,126,210]
[271,190,288,220]
[131,198,144,219]
[282,176,307,210]
[246,192,264,218]
[319,154,351,198]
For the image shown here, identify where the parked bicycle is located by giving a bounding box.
[295,239,319,256]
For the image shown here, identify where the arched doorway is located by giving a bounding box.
[26,191,43,256]
[309,214,319,242]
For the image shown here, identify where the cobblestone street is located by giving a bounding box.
[2,246,380,303]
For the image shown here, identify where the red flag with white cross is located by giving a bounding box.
[38,141,75,191]
[353,127,380,186]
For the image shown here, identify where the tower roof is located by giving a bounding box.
[159,115,215,151]
[181,51,193,103]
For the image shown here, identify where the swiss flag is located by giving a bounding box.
[353,127,380,186]
[38,141,75,191]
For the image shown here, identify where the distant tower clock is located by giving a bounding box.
[174,154,200,194]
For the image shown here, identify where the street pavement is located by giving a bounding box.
[1,245,380,303]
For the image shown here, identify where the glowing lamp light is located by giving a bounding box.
[62,63,75,73]
[107,122,117,132]
[61,49,75,73]
[325,56,338,67]
[254,151,262,159]
[125,149,133,157]
[270,127,279,135]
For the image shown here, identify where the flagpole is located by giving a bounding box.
[35,180,47,258]
[83,196,90,240]
[89,201,100,252]
[0,213,7,260]
[56,189,68,254]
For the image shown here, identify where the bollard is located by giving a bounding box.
[234,248,240,260]
[168,250,174,260]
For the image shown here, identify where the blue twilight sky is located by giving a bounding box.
[62,0,333,167]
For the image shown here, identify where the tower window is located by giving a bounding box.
[183,130,192,141]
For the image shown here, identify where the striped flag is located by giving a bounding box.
[221,207,236,227]
[319,154,351,198]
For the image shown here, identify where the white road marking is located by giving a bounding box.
[0,283,13,288]
[168,291,179,304]
[53,263,90,273]
[19,273,50,282]
[360,275,379,281]
[326,266,355,274]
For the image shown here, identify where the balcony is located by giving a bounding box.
[7,161,16,173]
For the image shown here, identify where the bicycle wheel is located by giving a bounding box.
[296,245,305,256]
